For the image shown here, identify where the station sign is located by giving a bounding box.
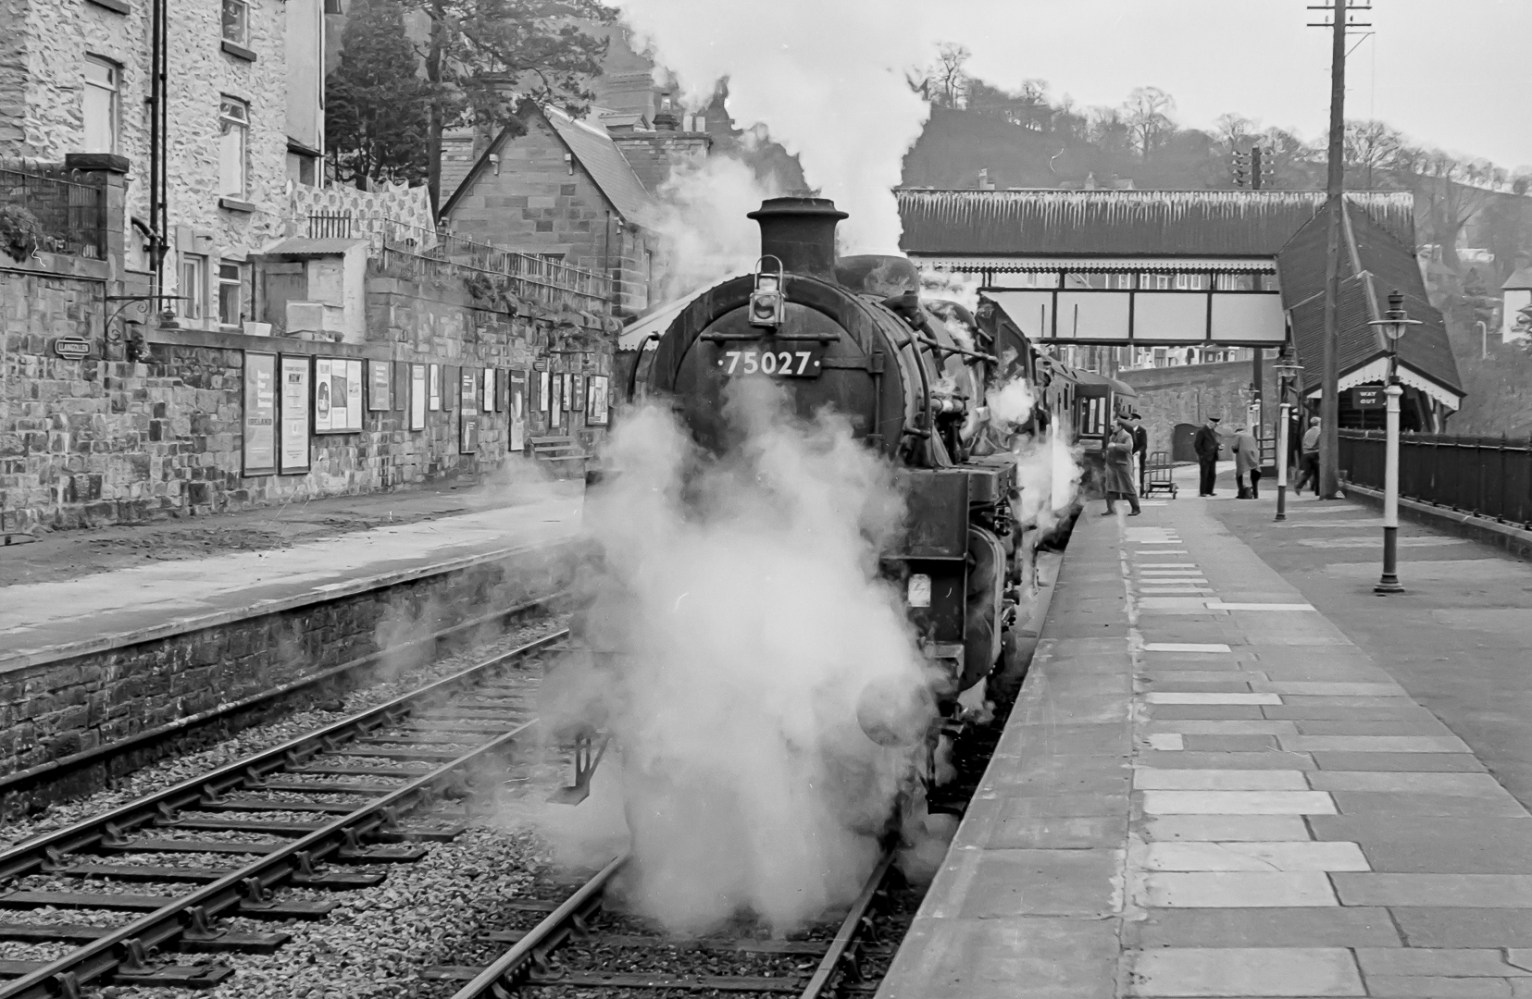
[1352,385,1385,409]
[52,337,92,360]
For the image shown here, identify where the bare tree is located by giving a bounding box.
[927,43,972,108]
[1342,119,1404,189]
[1408,148,1493,273]
[1121,86,1176,160]
[1213,113,1256,150]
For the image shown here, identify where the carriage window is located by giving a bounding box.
[1173,273,1211,291]
[1109,272,1136,289]
[1064,272,1110,290]
[1016,271,1060,289]
[1217,272,1257,291]
[1139,272,1172,290]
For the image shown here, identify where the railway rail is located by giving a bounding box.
[0,627,571,998]
[427,849,903,999]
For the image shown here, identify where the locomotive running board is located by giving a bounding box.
[549,733,610,805]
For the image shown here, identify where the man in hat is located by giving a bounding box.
[1129,412,1149,493]
[1194,415,1222,497]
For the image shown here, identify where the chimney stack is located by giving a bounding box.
[747,197,846,281]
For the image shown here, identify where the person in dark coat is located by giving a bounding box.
[1193,416,1222,497]
[1129,412,1149,492]
[1102,418,1142,516]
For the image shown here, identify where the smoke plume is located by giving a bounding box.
[542,380,940,934]
[650,152,785,300]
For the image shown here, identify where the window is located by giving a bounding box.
[219,97,249,198]
[180,254,206,321]
[222,0,248,45]
[83,56,120,154]
[218,261,245,328]
[1216,272,1257,292]
[1173,272,1211,291]
[323,0,343,12]
[1139,272,1171,290]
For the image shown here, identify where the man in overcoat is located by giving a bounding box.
[1194,415,1222,497]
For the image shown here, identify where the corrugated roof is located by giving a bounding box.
[896,189,1416,257]
[1277,200,1462,397]
[543,106,662,229]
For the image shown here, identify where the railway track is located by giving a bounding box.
[0,628,571,998]
[426,849,906,999]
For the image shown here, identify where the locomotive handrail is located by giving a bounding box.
[909,332,999,364]
[698,331,839,342]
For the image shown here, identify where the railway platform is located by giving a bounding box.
[0,481,583,670]
[877,477,1532,999]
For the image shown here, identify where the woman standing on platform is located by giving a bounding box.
[1102,417,1142,516]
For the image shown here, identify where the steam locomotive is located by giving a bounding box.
[548,197,1093,823]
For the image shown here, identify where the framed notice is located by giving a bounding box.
[278,354,312,474]
[539,371,551,413]
[315,357,363,433]
[494,369,506,413]
[409,363,427,431]
[572,373,585,406]
[428,363,442,411]
[558,374,570,412]
[482,367,494,413]
[460,368,479,453]
[586,374,609,426]
[242,351,277,476]
[550,374,562,429]
[509,371,527,452]
[368,360,391,411]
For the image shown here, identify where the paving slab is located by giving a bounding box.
[1354,948,1532,977]
[1331,790,1528,817]
[1125,947,1364,996]
[1141,871,1339,907]
[1279,735,1472,754]
[1183,734,1284,751]
[1134,770,1309,791]
[1143,815,1314,842]
[876,918,1118,999]
[1306,772,1511,797]
[1308,815,1532,873]
[1390,910,1532,948]
[1333,873,1532,907]
[1142,841,1369,872]
[1361,977,1516,997]
[1136,750,1319,770]
[1130,907,1402,949]
[1309,752,1487,772]
[1139,790,1336,815]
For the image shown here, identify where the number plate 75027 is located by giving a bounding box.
[716,346,824,378]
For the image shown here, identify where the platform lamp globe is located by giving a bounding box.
[1273,355,1303,522]
[1367,290,1421,594]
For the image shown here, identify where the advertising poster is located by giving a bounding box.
[459,368,479,453]
[242,352,277,476]
[368,360,391,411]
[428,363,442,411]
[345,359,363,430]
[550,374,562,429]
[315,358,333,432]
[572,373,585,406]
[563,374,574,412]
[586,375,609,426]
[509,371,527,452]
[539,371,551,414]
[482,367,494,413]
[409,364,427,431]
[278,355,312,474]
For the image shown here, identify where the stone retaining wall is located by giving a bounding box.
[0,540,579,818]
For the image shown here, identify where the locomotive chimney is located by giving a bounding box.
[747,197,846,281]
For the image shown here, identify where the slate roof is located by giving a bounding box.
[1276,200,1462,397]
[440,103,662,229]
[896,189,1417,257]
[1504,266,1532,290]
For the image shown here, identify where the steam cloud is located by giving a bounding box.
[544,380,940,934]
[650,151,785,300]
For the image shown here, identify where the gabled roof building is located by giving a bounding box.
[440,102,661,317]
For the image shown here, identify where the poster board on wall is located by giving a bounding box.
[561,374,572,412]
[549,373,562,429]
[572,374,584,408]
[242,352,277,476]
[586,374,609,426]
[428,363,442,411]
[539,371,551,414]
[409,364,427,431]
[509,370,526,452]
[315,358,363,434]
[278,354,312,474]
[459,368,479,454]
[367,360,391,411]
[481,368,494,413]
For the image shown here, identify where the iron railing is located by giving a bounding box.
[0,166,107,259]
[1339,429,1532,528]
[305,211,612,315]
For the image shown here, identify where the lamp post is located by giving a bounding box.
[1368,290,1421,594]
[1274,355,1303,522]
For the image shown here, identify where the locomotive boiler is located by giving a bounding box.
[552,197,1044,820]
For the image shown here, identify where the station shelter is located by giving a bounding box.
[896,189,1464,435]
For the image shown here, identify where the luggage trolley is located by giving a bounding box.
[1143,450,1178,498]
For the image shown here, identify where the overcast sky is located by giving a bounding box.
[956,0,1532,172]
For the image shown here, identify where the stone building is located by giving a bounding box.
[0,0,325,329]
[440,102,660,318]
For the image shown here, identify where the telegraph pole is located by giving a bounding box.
[1309,0,1371,498]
